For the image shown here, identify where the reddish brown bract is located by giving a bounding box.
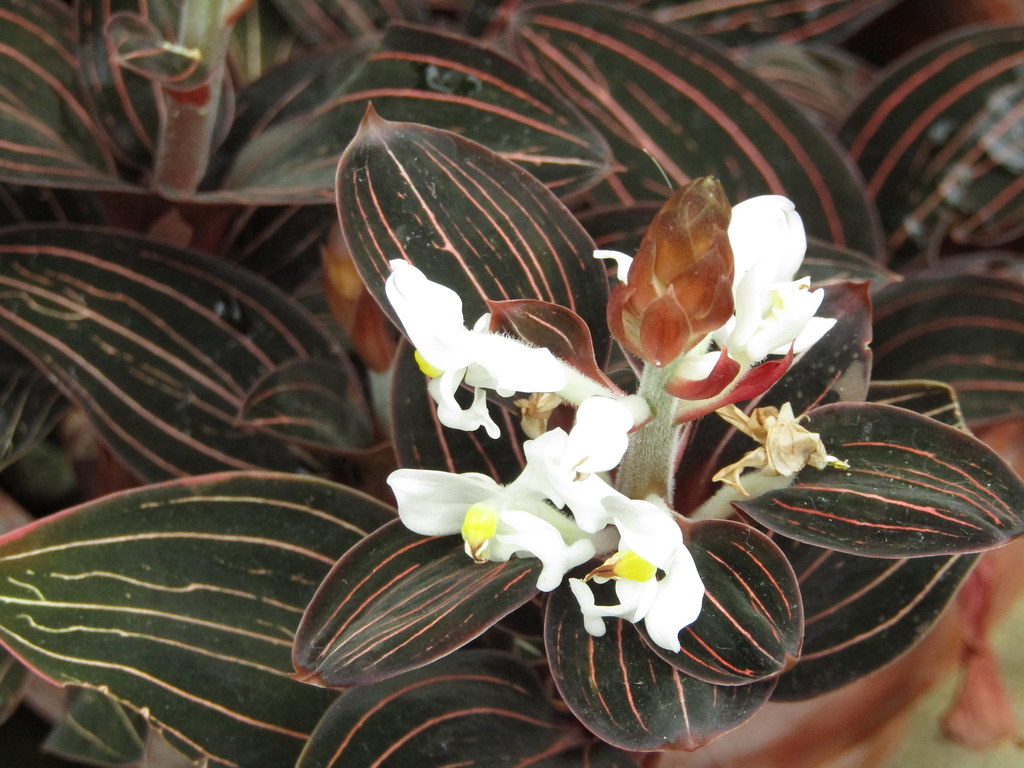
[607,177,735,366]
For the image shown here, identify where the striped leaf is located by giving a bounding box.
[296,650,573,768]
[737,402,1024,557]
[631,0,900,48]
[771,540,977,700]
[872,274,1024,425]
[0,356,64,473]
[269,0,426,46]
[545,581,775,751]
[511,2,881,256]
[43,688,148,766]
[391,340,526,482]
[241,358,373,454]
[218,24,610,202]
[293,520,542,687]
[648,521,802,686]
[674,282,872,515]
[0,471,393,768]
[868,379,967,431]
[0,0,127,190]
[839,25,1024,267]
[0,226,364,480]
[800,238,899,290]
[74,0,179,178]
[337,113,611,356]
[0,182,106,228]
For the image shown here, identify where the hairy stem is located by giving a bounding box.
[615,363,680,501]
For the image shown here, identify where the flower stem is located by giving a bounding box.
[615,363,680,501]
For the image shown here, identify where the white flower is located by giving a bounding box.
[516,396,634,531]
[568,496,704,653]
[385,260,568,438]
[387,468,606,591]
[711,196,835,365]
[593,249,633,283]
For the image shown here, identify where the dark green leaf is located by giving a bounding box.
[0,354,64,473]
[771,540,977,699]
[294,520,541,687]
[635,0,900,48]
[0,226,356,480]
[868,379,967,431]
[338,113,611,355]
[512,2,881,256]
[0,0,127,190]
[839,25,1024,267]
[737,402,1024,557]
[0,472,392,768]
[391,340,525,482]
[241,358,373,453]
[801,238,898,290]
[0,647,28,726]
[296,651,566,768]
[647,521,802,685]
[107,13,199,84]
[43,688,147,766]
[545,581,775,750]
[218,25,610,202]
[674,282,873,515]
[270,0,426,46]
[872,274,1024,425]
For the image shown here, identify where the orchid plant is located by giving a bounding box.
[0,2,1023,768]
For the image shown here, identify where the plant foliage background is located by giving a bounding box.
[0,0,1023,766]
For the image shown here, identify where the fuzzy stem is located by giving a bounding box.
[152,0,249,194]
[614,363,680,501]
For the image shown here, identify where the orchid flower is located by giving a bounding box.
[569,495,704,653]
[387,468,609,592]
[385,260,568,438]
[710,196,835,366]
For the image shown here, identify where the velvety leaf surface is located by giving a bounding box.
[649,521,802,686]
[545,581,775,750]
[270,0,425,46]
[0,472,393,768]
[840,25,1024,267]
[294,520,541,687]
[0,226,361,480]
[241,358,373,453]
[391,340,526,482]
[0,355,64,473]
[737,402,1024,557]
[872,274,1024,425]
[43,688,147,766]
[512,2,881,256]
[338,114,611,354]
[674,282,873,516]
[296,651,567,768]
[218,25,610,202]
[0,0,127,190]
[771,540,977,700]
[632,0,900,48]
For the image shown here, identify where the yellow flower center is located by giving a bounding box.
[461,503,499,562]
[414,349,443,378]
[587,550,657,582]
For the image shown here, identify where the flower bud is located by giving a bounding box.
[608,177,735,366]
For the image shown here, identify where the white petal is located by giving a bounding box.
[428,372,501,438]
[643,547,705,653]
[492,508,596,591]
[593,250,634,284]
[603,495,683,569]
[785,315,837,355]
[464,333,567,396]
[387,469,500,536]
[728,196,806,282]
[568,578,613,637]
[385,261,475,370]
[567,397,634,473]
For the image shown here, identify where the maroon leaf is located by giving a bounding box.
[293,520,542,687]
[646,520,803,686]
[545,580,775,751]
[737,402,1024,557]
[839,25,1024,267]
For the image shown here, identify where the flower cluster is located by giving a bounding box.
[382,187,836,653]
